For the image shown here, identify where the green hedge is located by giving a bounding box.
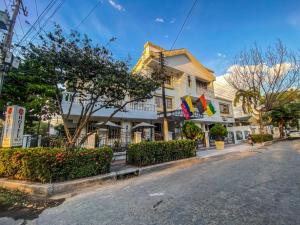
[127,140,197,167]
[251,134,273,143]
[0,147,113,183]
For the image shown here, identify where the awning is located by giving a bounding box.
[132,122,155,130]
[95,121,122,128]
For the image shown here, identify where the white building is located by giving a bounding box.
[133,42,236,145]
[61,42,259,148]
[214,75,278,141]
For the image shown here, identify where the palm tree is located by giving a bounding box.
[265,103,300,138]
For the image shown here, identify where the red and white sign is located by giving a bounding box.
[2,105,26,147]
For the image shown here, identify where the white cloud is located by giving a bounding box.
[288,14,300,27]
[170,18,176,24]
[155,17,164,23]
[108,0,125,11]
[217,52,226,58]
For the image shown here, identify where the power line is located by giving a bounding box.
[3,0,9,11]
[28,0,66,44]
[170,0,199,50]
[75,0,102,29]
[18,17,24,35]
[13,0,58,50]
[34,0,41,30]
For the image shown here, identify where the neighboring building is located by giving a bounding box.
[214,75,263,140]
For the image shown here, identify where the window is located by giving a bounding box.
[155,96,172,110]
[236,131,243,140]
[166,98,172,109]
[164,75,172,86]
[108,122,121,139]
[244,131,250,139]
[196,80,207,90]
[188,76,191,87]
[219,103,230,114]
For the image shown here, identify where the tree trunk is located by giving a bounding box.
[37,119,41,136]
[259,110,264,134]
[279,120,284,138]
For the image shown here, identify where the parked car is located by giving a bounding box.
[288,131,300,138]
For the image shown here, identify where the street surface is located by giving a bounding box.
[2,140,300,225]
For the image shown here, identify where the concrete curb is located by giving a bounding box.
[0,144,263,197]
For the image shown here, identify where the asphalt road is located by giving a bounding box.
[5,140,300,225]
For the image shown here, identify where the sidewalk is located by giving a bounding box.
[196,143,253,158]
[111,143,252,172]
[0,143,254,197]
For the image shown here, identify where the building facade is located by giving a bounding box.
[60,42,260,148]
[133,42,235,145]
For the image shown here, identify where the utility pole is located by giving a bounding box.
[159,51,169,141]
[0,0,27,94]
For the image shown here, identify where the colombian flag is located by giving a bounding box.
[181,101,190,120]
[185,96,194,115]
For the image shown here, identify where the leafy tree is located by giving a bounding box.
[226,40,300,133]
[209,123,228,141]
[0,60,56,134]
[26,121,49,136]
[23,25,161,149]
[264,102,300,137]
[182,121,203,140]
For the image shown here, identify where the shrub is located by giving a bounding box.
[209,123,228,141]
[182,121,203,140]
[0,147,113,183]
[251,134,273,143]
[127,140,197,167]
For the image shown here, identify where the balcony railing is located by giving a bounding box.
[63,92,156,112]
[196,87,215,98]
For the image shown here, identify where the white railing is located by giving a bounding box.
[196,87,215,98]
[63,92,156,112]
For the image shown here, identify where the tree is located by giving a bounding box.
[0,59,56,134]
[209,123,228,141]
[182,121,203,140]
[225,40,300,133]
[23,25,161,149]
[264,102,300,137]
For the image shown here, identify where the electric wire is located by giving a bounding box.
[170,0,199,50]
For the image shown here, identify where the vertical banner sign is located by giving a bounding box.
[2,105,26,147]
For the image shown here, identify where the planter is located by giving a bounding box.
[215,141,224,150]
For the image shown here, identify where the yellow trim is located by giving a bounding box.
[132,42,215,82]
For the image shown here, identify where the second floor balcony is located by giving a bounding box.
[196,87,215,98]
[62,92,157,120]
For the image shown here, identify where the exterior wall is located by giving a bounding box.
[146,50,234,126]
[227,126,253,143]
[61,93,157,121]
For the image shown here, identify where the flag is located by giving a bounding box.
[182,99,192,116]
[195,98,204,114]
[206,101,216,117]
[185,96,194,115]
[181,102,190,120]
[199,94,207,111]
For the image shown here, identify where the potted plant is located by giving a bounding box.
[182,121,203,140]
[209,123,228,150]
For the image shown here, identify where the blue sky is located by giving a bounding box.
[2,0,300,75]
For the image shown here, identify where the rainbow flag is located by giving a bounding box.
[206,101,216,117]
[185,96,194,115]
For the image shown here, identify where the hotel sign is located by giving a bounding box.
[2,105,26,147]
